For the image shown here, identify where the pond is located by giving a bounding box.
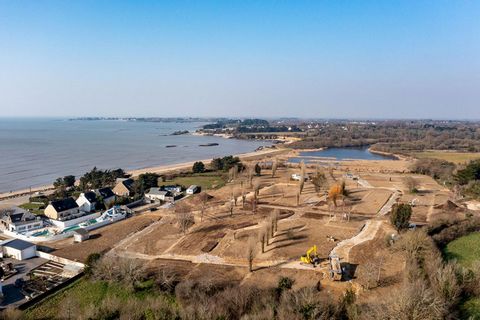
[289,147,397,163]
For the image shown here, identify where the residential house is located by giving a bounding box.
[162,185,182,193]
[113,178,134,197]
[44,198,80,221]
[76,191,98,213]
[96,188,116,207]
[0,206,43,233]
[145,188,173,202]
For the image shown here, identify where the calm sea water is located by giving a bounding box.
[289,147,396,163]
[0,118,270,193]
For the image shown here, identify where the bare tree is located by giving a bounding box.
[175,202,194,234]
[404,176,419,193]
[299,177,305,194]
[272,209,280,233]
[258,227,267,253]
[197,192,210,222]
[227,200,234,216]
[359,255,385,289]
[246,237,257,272]
[253,179,261,198]
[271,158,278,178]
[311,172,327,193]
[247,165,255,188]
[268,215,275,238]
[251,198,257,214]
[228,167,236,182]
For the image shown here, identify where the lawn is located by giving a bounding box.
[413,151,480,165]
[462,298,480,320]
[444,232,480,319]
[25,278,168,319]
[444,232,480,268]
[19,202,45,215]
[160,172,226,190]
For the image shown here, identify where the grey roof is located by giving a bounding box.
[146,188,171,196]
[73,228,89,235]
[97,187,115,199]
[121,179,134,189]
[50,198,79,212]
[3,239,36,251]
[83,191,97,203]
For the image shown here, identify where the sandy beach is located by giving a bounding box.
[0,147,290,201]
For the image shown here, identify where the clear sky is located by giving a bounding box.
[0,1,479,119]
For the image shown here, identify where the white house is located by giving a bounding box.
[186,185,200,195]
[76,191,98,213]
[0,239,37,260]
[145,188,173,202]
[0,206,43,233]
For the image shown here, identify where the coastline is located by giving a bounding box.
[0,147,290,201]
[367,147,407,161]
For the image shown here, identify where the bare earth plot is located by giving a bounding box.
[44,213,159,262]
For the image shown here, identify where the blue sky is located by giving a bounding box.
[0,1,479,119]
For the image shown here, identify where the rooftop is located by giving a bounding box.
[2,238,36,251]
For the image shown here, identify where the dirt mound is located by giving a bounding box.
[434,200,461,211]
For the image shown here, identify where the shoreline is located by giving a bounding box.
[0,147,289,201]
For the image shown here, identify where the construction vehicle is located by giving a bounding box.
[300,245,321,267]
[328,254,342,281]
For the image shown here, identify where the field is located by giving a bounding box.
[413,151,480,164]
[159,172,227,190]
[19,202,45,215]
[444,232,480,268]
[444,232,480,319]
[24,278,167,320]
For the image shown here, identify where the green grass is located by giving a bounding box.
[161,172,226,190]
[462,297,480,320]
[25,278,164,319]
[19,202,45,215]
[444,232,480,268]
[444,233,480,319]
[412,151,480,165]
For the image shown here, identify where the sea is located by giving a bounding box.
[0,118,271,193]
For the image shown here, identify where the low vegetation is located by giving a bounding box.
[444,232,480,268]
[160,172,226,190]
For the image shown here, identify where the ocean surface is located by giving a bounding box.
[0,118,270,193]
[289,147,396,163]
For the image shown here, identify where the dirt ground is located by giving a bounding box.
[44,213,160,262]
[42,154,458,301]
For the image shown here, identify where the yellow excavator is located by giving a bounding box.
[300,246,343,281]
[300,245,321,267]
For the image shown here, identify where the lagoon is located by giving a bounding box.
[289,147,396,163]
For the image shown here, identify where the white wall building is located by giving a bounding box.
[76,191,98,213]
[0,239,37,260]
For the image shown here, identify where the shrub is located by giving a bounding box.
[84,252,101,277]
[390,203,412,232]
[192,161,205,173]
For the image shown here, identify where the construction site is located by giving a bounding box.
[37,151,459,301]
